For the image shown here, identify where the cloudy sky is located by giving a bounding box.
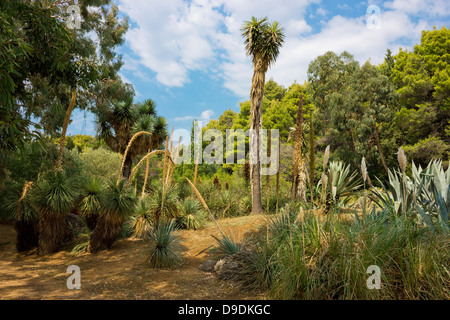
[68,0,449,136]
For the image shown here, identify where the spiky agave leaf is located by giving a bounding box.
[146,219,182,268]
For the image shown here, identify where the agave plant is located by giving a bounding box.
[177,198,207,230]
[78,177,102,230]
[370,160,449,229]
[318,161,361,213]
[30,171,77,254]
[413,160,449,228]
[370,169,416,216]
[130,196,153,238]
[146,219,182,268]
[88,179,137,253]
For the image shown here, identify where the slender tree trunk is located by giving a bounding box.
[142,148,151,198]
[309,111,315,204]
[375,124,389,176]
[249,59,267,215]
[292,94,306,201]
[57,88,77,170]
[122,154,133,180]
[276,143,280,214]
[266,129,271,213]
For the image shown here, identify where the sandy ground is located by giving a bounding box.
[0,215,268,300]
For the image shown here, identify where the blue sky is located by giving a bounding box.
[67,0,449,137]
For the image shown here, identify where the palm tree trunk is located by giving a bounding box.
[249,62,266,215]
[88,215,123,253]
[122,154,133,180]
[266,129,271,213]
[38,211,66,254]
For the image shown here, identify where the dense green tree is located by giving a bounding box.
[308,52,396,180]
[0,0,128,151]
[391,26,450,165]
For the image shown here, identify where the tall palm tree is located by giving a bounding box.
[97,99,167,179]
[241,17,285,214]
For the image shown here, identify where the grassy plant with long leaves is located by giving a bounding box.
[130,196,153,238]
[146,219,182,268]
[177,198,207,230]
[148,183,179,227]
[211,232,245,259]
[237,208,449,299]
[30,170,77,254]
[88,179,137,253]
[78,177,102,230]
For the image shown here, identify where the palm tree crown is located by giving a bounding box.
[241,17,285,70]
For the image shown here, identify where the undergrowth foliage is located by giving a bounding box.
[236,209,449,299]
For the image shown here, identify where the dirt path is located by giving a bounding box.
[0,215,267,300]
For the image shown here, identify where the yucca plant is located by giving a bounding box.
[78,177,102,230]
[211,232,245,259]
[88,179,137,253]
[146,219,182,268]
[147,183,179,227]
[177,198,207,230]
[30,171,77,254]
[130,196,153,238]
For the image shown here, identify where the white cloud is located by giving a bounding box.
[384,0,450,16]
[174,109,214,122]
[118,0,444,98]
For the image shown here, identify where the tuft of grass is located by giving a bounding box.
[146,220,182,268]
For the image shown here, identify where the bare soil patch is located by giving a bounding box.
[0,215,268,300]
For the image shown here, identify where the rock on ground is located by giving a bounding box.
[199,260,217,273]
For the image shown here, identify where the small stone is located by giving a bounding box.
[199,260,217,273]
[214,259,226,273]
